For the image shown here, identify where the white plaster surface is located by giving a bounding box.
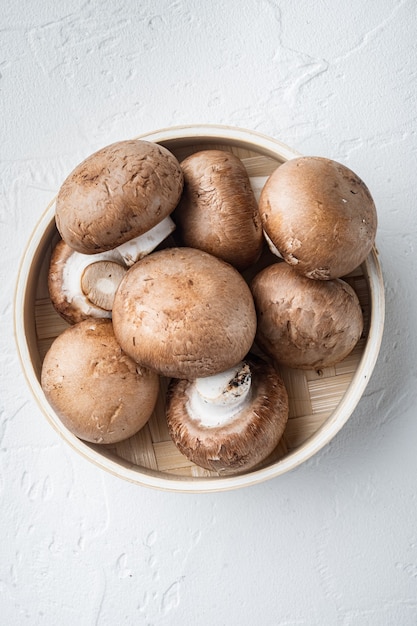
[2,1,417,624]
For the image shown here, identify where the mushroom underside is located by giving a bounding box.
[166,356,289,475]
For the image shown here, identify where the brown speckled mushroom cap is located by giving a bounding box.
[55,140,184,254]
[174,149,263,270]
[166,355,289,475]
[251,262,364,370]
[259,156,377,279]
[41,319,159,444]
[112,247,257,379]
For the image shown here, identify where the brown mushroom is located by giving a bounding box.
[174,150,263,270]
[41,319,159,444]
[55,139,183,258]
[48,240,128,325]
[112,247,257,379]
[166,355,289,475]
[259,156,377,279]
[251,262,364,369]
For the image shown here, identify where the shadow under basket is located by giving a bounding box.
[14,125,385,493]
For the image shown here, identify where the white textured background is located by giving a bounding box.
[2,1,417,624]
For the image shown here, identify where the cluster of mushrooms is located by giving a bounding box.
[41,139,377,476]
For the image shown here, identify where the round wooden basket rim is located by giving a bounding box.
[14,124,385,493]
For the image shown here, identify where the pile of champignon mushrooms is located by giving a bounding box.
[41,139,377,476]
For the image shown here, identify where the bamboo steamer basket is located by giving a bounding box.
[14,125,385,493]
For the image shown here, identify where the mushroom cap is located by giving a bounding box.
[112,247,257,379]
[41,319,159,444]
[55,140,184,254]
[174,149,263,270]
[259,156,377,279]
[166,355,289,475]
[48,239,125,325]
[251,262,364,370]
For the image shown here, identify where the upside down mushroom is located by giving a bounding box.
[166,355,289,475]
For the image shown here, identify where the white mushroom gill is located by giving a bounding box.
[186,361,252,427]
[248,175,283,259]
[263,230,283,258]
[116,216,176,266]
[60,216,175,314]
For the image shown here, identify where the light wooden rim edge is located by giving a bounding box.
[136,123,303,161]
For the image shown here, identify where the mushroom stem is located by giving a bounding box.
[81,260,127,311]
[115,216,176,266]
[187,361,252,427]
[60,247,124,319]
